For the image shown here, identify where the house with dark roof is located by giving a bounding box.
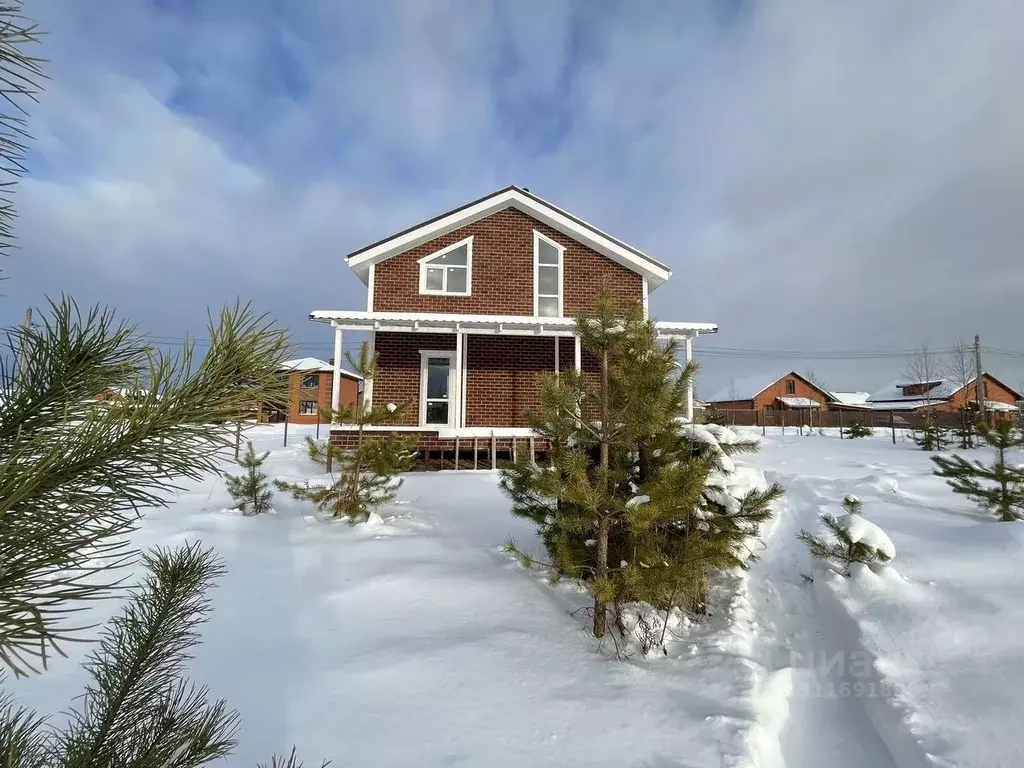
[705,372,832,411]
[867,373,1020,415]
[309,185,717,460]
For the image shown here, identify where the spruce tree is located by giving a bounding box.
[225,441,274,515]
[277,342,414,522]
[932,421,1024,521]
[798,496,893,574]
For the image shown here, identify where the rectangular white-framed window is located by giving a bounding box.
[418,236,472,296]
[419,350,457,427]
[299,400,318,415]
[300,374,319,389]
[533,230,564,318]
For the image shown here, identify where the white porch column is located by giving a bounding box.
[554,335,560,378]
[574,335,582,372]
[685,336,694,422]
[363,331,375,412]
[455,331,464,428]
[331,326,343,415]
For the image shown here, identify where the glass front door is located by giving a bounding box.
[422,354,454,426]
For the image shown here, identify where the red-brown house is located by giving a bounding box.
[260,358,362,425]
[867,373,1021,416]
[311,186,717,458]
[705,372,832,412]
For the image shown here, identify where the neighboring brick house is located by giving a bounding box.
[261,358,362,424]
[867,373,1021,416]
[310,185,717,459]
[705,372,832,412]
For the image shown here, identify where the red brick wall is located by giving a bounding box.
[372,208,643,316]
[373,332,456,426]
[752,376,830,411]
[464,336,557,427]
[945,375,1021,411]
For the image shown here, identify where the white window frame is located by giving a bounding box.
[533,230,564,318]
[417,236,473,297]
[419,350,457,427]
[299,400,318,415]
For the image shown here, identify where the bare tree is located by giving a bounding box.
[902,343,947,450]
[945,339,977,448]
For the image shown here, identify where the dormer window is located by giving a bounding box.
[534,231,564,317]
[418,236,472,296]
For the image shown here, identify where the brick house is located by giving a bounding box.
[261,358,362,424]
[867,373,1021,416]
[705,372,832,412]
[310,186,717,459]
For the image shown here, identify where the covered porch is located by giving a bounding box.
[309,310,716,457]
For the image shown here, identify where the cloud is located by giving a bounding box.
[6,0,1024,392]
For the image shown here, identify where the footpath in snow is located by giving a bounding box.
[9,424,771,768]
[747,427,1024,768]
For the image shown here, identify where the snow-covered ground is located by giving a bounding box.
[8,424,768,767]
[10,424,1018,767]
[748,427,1024,768]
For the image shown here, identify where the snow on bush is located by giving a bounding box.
[798,495,896,577]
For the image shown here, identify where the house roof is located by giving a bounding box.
[344,186,673,290]
[868,373,1022,407]
[827,391,872,407]
[280,357,362,380]
[705,371,822,403]
[777,396,822,409]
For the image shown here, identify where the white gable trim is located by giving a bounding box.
[346,188,672,289]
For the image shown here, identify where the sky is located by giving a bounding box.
[4,0,1024,398]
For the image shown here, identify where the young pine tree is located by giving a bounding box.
[277,342,414,522]
[798,496,893,574]
[932,421,1024,522]
[842,422,873,439]
[502,293,775,639]
[225,441,274,515]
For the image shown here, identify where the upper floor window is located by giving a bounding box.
[786,379,796,395]
[301,374,319,388]
[534,231,564,317]
[418,236,472,296]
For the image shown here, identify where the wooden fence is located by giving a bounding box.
[701,408,1013,432]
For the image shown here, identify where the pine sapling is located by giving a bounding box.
[842,422,873,439]
[225,441,274,515]
[276,342,414,523]
[798,496,893,575]
[932,421,1024,521]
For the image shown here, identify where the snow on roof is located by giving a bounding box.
[868,378,961,403]
[827,391,871,406]
[705,372,799,403]
[280,358,362,380]
[776,396,821,409]
[986,400,1020,412]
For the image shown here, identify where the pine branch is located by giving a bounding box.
[55,543,239,766]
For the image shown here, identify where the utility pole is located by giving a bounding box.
[974,334,986,421]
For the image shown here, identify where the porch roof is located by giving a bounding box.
[308,310,718,340]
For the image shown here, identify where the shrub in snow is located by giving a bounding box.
[797,495,895,575]
[500,292,783,644]
[842,422,873,439]
[225,441,274,515]
[914,421,951,452]
[932,421,1024,522]
[276,342,415,522]
[304,435,343,468]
